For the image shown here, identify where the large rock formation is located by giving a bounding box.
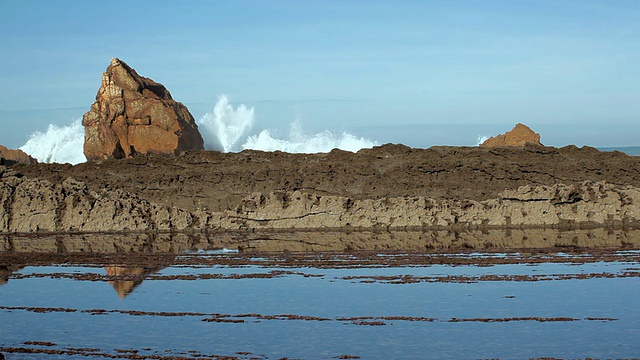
[82,58,204,161]
[0,145,37,165]
[481,123,542,147]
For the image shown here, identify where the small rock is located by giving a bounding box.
[480,123,542,147]
[0,144,37,165]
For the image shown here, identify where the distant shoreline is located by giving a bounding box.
[599,146,640,156]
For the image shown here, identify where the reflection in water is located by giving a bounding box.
[2,228,637,297]
[104,266,157,299]
[2,263,161,297]
[0,265,23,286]
[2,228,640,254]
[1,249,639,359]
[0,266,11,286]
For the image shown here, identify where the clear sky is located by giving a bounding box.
[1,0,638,149]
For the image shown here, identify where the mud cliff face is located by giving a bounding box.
[1,165,639,233]
[5,144,640,233]
[481,123,542,147]
[0,166,193,233]
[82,58,204,161]
[220,181,640,230]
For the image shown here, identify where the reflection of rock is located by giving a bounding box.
[0,265,24,286]
[82,58,204,161]
[480,123,542,147]
[0,265,12,285]
[5,229,640,254]
[224,228,640,252]
[105,266,160,298]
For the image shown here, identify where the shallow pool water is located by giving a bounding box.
[1,235,640,359]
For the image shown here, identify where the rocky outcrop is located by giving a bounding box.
[82,58,204,161]
[16,145,640,213]
[0,166,193,233]
[221,181,639,229]
[1,166,639,233]
[480,123,542,147]
[0,145,37,165]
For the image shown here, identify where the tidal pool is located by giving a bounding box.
[1,234,640,359]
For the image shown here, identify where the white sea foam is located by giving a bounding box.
[197,95,254,152]
[198,96,377,153]
[20,119,86,165]
[476,135,489,146]
[243,120,377,153]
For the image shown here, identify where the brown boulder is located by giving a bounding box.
[480,123,542,147]
[82,58,204,161]
[0,145,37,165]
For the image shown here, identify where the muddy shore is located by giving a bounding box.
[13,144,640,210]
[2,144,640,234]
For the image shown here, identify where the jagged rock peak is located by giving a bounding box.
[105,58,172,98]
[480,123,542,147]
[82,58,204,161]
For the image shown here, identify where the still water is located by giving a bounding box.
[1,231,640,359]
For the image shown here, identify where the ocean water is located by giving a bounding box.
[1,241,639,359]
[600,146,640,156]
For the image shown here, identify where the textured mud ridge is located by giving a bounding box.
[14,144,640,209]
[0,305,620,325]
[0,344,256,359]
[9,268,640,284]
[4,144,640,232]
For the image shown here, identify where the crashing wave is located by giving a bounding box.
[20,120,86,165]
[198,95,377,153]
[196,95,255,152]
[243,120,377,153]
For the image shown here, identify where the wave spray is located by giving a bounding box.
[197,95,255,152]
[198,96,377,153]
[476,135,489,146]
[20,120,86,165]
[243,119,377,153]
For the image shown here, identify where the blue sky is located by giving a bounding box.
[1,0,638,149]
